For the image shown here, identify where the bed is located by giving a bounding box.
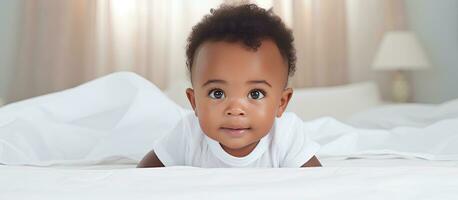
[1,72,457,199]
[2,158,457,199]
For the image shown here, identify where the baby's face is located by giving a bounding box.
[186,40,292,157]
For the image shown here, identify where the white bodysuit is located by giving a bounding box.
[153,112,320,168]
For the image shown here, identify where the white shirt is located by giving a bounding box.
[153,112,320,168]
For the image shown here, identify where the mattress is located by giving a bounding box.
[1,157,457,200]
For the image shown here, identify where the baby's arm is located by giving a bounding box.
[301,155,322,167]
[137,150,165,168]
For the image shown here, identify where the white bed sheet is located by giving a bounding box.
[1,157,457,200]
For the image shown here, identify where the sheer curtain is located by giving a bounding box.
[10,1,97,102]
[289,0,349,87]
[8,0,222,102]
[7,0,406,102]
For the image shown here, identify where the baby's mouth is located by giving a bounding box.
[220,127,251,137]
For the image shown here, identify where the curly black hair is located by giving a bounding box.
[186,3,296,79]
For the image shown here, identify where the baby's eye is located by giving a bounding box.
[248,89,265,100]
[208,89,225,99]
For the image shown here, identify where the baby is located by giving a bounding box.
[138,4,321,168]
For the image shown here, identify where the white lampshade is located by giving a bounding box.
[372,31,430,70]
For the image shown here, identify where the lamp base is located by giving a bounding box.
[392,70,410,103]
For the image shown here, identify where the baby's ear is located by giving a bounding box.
[276,88,293,117]
[185,88,198,116]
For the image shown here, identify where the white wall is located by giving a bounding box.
[0,0,20,103]
[405,0,458,103]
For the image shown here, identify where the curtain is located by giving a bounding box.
[7,0,406,102]
[10,1,98,102]
[10,0,173,102]
[9,0,222,103]
[290,0,349,87]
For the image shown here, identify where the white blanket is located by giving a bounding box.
[0,72,186,165]
[1,72,458,166]
[306,117,458,160]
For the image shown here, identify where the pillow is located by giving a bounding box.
[286,82,382,121]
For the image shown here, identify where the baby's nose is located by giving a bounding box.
[225,108,245,116]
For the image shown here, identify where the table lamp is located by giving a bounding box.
[372,31,430,102]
